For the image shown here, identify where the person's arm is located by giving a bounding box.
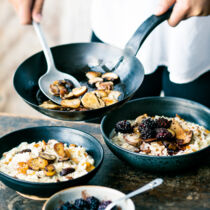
[155,0,210,26]
[9,0,45,24]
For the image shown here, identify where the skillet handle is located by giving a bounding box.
[124,7,173,56]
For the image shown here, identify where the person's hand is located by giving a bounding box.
[9,0,45,24]
[155,0,210,26]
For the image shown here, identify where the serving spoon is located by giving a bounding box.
[105,178,163,210]
[33,21,81,105]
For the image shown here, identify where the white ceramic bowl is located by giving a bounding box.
[43,185,135,210]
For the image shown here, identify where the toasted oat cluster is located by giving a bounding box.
[112,114,210,156]
[0,140,95,182]
[39,71,121,111]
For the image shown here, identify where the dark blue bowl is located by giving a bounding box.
[0,126,104,197]
[101,97,210,172]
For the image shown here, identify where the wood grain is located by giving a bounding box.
[0,113,209,210]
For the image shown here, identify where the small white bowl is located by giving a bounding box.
[43,185,135,210]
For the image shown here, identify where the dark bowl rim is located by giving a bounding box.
[0,125,104,185]
[100,96,210,159]
[13,42,144,115]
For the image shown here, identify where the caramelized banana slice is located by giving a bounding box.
[38,157,49,169]
[81,92,105,109]
[102,72,119,83]
[28,157,48,171]
[88,77,103,87]
[39,101,61,110]
[62,92,74,99]
[58,156,70,162]
[108,91,121,100]
[44,164,56,177]
[72,86,87,97]
[54,143,65,157]
[96,81,113,91]
[170,119,193,145]
[58,150,71,162]
[27,158,40,171]
[102,97,117,106]
[92,90,108,98]
[135,114,148,124]
[49,84,60,96]
[61,98,81,108]
[39,152,56,163]
[86,71,102,80]
[124,134,141,147]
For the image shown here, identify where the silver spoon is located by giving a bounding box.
[33,21,80,105]
[105,178,163,210]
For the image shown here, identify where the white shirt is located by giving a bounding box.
[91,0,210,83]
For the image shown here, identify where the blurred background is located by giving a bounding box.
[0,0,92,118]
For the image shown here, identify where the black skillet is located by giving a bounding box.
[14,9,172,121]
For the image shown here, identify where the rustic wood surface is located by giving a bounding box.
[0,113,209,210]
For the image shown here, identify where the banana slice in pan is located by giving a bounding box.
[81,92,105,109]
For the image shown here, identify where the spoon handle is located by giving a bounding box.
[33,21,55,70]
[105,178,163,210]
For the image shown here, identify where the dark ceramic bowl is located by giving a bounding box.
[101,97,210,172]
[0,126,104,197]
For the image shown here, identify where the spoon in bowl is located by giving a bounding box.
[33,21,80,105]
[105,178,163,210]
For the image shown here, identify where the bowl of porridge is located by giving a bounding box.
[0,126,104,197]
[101,97,210,172]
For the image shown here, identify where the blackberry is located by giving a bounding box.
[140,128,156,140]
[115,120,133,133]
[98,201,117,210]
[139,118,157,132]
[57,202,77,210]
[86,196,100,210]
[156,118,172,128]
[74,198,90,209]
[156,128,173,140]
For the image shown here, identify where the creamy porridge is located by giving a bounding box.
[112,114,210,156]
[0,139,95,182]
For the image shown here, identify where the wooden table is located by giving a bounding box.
[0,113,209,210]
